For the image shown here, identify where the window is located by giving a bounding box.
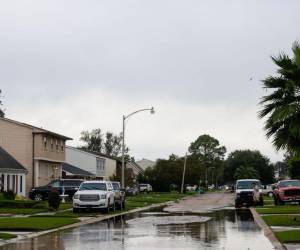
[50,138,54,151]
[43,137,47,150]
[61,141,64,152]
[56,139,58,151]
[96,158,105,175]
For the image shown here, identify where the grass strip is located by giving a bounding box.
[263,215,300,226]
[0,233,17,240]
[256,206,300,214]
[0,217,79,231]
[275,230,300,243]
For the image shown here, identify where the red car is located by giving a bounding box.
[273,179,300,205]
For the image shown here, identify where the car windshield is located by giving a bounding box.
[279,180,300,187]
[79,183,107,191]
[237,181,261,189]
[140,184,147,187]
[112,182,120,190]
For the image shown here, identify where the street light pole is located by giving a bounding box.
[181,153,187,193]
[121,107,155,189]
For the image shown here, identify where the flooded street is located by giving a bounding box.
[0,208,274,250]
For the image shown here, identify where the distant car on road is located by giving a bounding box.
[139,183,153,193]
[29,179,83,201]
[262,184,275,197]
[273,179,300,205]
[73,180,115,213]
[235,179,263,208]
[186,185,197,191]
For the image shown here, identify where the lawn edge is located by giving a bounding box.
[250,207,286,250]
[1,197,186,246]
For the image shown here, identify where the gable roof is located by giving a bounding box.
[66,146,122,162]
[0,117,72,140]
[62,163,94,177]
[0,147,28,173]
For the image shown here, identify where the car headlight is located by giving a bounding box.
[101,194,107,199]
[73,194,79,199]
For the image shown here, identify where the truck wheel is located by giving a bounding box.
[278,199,285,206]
[259,198,264,207]
[73,208,80,213]
[104,200,110,213]
[235,202,240,209]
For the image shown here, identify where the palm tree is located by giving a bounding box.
[259,41,300,155]
[234,165,259,180]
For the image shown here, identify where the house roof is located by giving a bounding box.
[66,146,122,162]
[0,147,28,173]
[0,117,72,140]
[127,161,144,174]
[62,163,94,177]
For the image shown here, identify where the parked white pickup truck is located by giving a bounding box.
[73,181,115,213]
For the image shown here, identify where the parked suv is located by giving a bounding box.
[235,179,263,208]
[73,181,115,213]
[111,181,125,209]
[273,179,300,205]
[29,179,83,201]
[139,183,153,193]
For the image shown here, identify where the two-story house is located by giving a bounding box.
[0,117,72,196]
[65,146,121,180]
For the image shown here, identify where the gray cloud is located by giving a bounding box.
[1,0,298,161]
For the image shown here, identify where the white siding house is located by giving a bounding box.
[65,146,119,180]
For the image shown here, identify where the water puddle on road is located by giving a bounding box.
[0,208,274,250]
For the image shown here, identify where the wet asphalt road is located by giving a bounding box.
[0,194,275,250]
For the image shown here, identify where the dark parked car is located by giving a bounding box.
[273,179,300,205]
[29,179,83,201]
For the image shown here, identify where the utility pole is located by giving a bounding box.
[181,153,187,193]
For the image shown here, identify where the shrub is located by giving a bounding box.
[3,190,16,200]
[48,188,60,210]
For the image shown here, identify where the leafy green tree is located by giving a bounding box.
[259,41,300,155]
[189,134,226,186]
[79,129,129,157]
[234,165,259,180]
[0,89,5,118]
[224,150,274,184]
[288,156,300,179]
[189,134,226,162]
[80,129,103,152]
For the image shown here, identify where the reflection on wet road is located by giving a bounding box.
[0,209,274,250]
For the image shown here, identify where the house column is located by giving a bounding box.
[35,160,39,187]
[3,173,7,191]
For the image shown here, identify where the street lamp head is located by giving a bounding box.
[150,107,155,114]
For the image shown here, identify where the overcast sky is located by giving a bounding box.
[1,0,299,162]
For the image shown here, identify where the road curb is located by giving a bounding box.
[250,207,286,250]
[1,200,176,246]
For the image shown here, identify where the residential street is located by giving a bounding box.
[164,191,234,213]
[0,192,275,250]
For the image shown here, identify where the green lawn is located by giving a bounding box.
[0,233,17,240]
[256,206,300,214]
[263,215,300,226]
[0,208,47,215]
[275,230,300,243]
[0,217,79,231]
